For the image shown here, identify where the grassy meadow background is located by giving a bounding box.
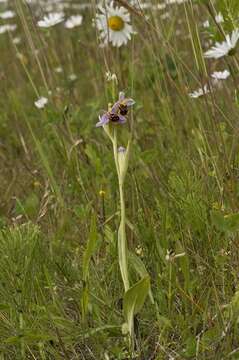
[1,0,239,358]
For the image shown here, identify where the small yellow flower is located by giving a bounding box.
[135,245,143,257]
[212,202,220,210]
[33,181,41,188]
[212,202,224,211]
[99,190,106,197]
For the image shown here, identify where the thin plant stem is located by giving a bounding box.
[118,182,130,292]
[112,128,120,176]
[111,127,130,292]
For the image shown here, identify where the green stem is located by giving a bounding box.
[168,262,172,315]
[118,182,130,292]
[111,128,129,292]
[112,128,120,177]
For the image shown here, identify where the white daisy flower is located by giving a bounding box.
[203,20,210,28]
[0,24,17,34]
[203,13,223,28]
[12,37,21,45]
[65,15,83,29]
[75,3,91,11]
[55,66,63,73]
[161,12,170,20]
[129,0,150,9]
[215,12,224,24]
[166,0,188,4]
[211,70,230,80]
[34,97,48,109]
[0,10,15,19]
[95,2,135,47]
[204,29,239,59]
[37,12,64,28]
[189,84,210,98]
[68,73,77,81]
[156,4,167,10]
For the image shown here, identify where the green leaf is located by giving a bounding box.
[4,333,54,344]
[230,289,239,320]
[211,210,239,232]
[4,336,23,345]
[176,241,190,291]
[200,326,221,350]
[82,214,98,321]
[118,219,130,291]
[85,145,102,175]
[156,315,172,329]
[82,214,98,281]
[184,336,197,357]
[129,252,154,303]
[123,276,150,336]
[224,213,239,232]
[0,303,10,310]
[24,193,39,217]
[211,210,226,231]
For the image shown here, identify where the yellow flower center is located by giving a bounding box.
[108,16,124,31]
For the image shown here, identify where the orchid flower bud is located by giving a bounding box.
[118,143,131,185]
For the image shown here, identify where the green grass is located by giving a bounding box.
[1,0,239,358]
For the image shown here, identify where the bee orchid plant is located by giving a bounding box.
[97,91,134,292]
[96,90,152,353]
